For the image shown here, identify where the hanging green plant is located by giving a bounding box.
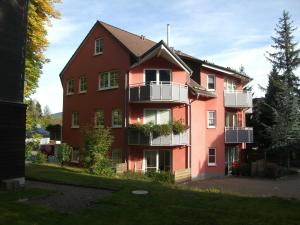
[172,120,189,134]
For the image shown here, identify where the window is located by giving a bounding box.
[112,149,122,165]
[208,110,216,128]
[144,150,171,172]
[72,112,79,128]
[112,109,122,128]
[71,147,80,162]
[225,112,238,127]
[224,79,236,91]
[79,76,87,93]
[207,74,215,91]
[99,71,119,90]
[95,110,104,128]
[145,69,171,84]
[67,80,74,95]
[208,148,216,166]
[94,38,103,55]
[144,109,171,125]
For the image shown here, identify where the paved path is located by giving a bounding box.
[187,174,300,200]
[26,180,113,213]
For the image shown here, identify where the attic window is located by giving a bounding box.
[95,38,103,55]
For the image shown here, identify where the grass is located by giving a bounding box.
[0,163,299,225]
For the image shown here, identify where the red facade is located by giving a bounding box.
[60,21,253,180]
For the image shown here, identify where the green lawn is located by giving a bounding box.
[0,163,299,225]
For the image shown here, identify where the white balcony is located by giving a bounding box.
[129,82,188,103]
[128,129,189,146]
[224,90,252,108]
[225,127,254,143]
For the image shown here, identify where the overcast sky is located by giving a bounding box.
[31,0,300,113]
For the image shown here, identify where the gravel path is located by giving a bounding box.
[26,180,113,213]
[187,174,300,200]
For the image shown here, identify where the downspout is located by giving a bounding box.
[124,72,128,167]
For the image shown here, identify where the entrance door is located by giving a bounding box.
[225,146,239,175]
[144,150,171,172]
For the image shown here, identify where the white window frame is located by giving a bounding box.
[143,108,172,125]
[79,76,87,93]
[94,110,104,128]
[224,78,237,91]
[142,149,172,172]
[98,71,119,90]
[207,110,216,128]
[67,79,74,95]
[71,112,79,128]
[207,74,216,91]
[143,69,172,84]
[112,109,122,128]
[94,38,103,55]
[71,147,80,163]
[208,148,216,166]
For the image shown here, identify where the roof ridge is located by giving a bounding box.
[98,20,157,44]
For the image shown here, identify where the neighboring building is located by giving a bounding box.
[60,21,253,180]
[0,0,28,186]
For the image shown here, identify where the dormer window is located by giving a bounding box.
[207,74,215,91]
[94,38,103,55]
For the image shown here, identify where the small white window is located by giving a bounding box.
[95,110,104,128]
[79,76,87,93]
[208,148,216,166]
[224,79,236,91]
[99,71,119,90]
[112,109,122,128]
[112,149,122,165]
[67,80,74,95]
[207,74,215,91]
[94,38,103,55]
[71,147,80,162]
[72,112,79,128]
[208,110,216,128]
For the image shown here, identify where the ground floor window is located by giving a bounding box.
[71,147,80,162]
[225,146,239,173]
[144,150,171,172]
[208,148,216,166]
[111,149,122,165]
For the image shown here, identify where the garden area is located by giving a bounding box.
[1,163,300,225]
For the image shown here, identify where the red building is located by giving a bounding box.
[60,21,253,180]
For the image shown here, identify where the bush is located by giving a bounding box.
[172,120,188,134]
[264,163,283,178]
[240,163,251,176]
[35,152,47,164]
[57,143,71,166]
[146,171,174,184]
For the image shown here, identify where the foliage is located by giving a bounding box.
[146,171,175,184]
[129,121,188,137]
[57,143,71,166]
[25,133,42,160]
[40,105,51,128]
[264,163,283,179]
[83,126,114,175]
[239,163,251,176]
[25,0,61,98]
[35,152,47,164]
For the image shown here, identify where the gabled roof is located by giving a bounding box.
[131,40,193,74]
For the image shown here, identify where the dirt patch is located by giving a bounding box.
[26,180,113,213]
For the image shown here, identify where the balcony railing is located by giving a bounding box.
[224,90,252,108]
[128,128,189,146]
[129,81,188,103]
[225,127,254,143]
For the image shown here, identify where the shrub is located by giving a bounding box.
[83,125,114,176]
[57,143,71,166]
[240,162,251,176]
[35,152,47,164]
[146,171,174,184]
[152,124,172,136]
[172,120,188,134]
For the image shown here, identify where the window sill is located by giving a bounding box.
[207,126,216,129]
[94,125,104,129]
[71,126,80,129]
[66,93,74,96]
[208,164,217,167]
[94,52,103,56]
[79,91,87,94]
[98,86,119,91]
[207,89,215,92]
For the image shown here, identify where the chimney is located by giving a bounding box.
[167,24,170,46]
[140,35,145,40]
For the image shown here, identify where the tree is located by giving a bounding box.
[57,143,71,166]
[26,99,43,130]
[25,0,61,98]
[83,126,114,176]
[255,11,300,164]
[40,105,51,128]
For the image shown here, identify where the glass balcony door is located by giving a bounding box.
[225,112,238,128]
[145,69,171,84]
[144,150,171,172]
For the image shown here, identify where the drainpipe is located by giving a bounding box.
[124,72,128,168]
